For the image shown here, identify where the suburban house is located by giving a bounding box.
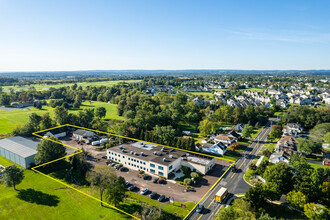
[214,134,236,146]
[322,144,330,166]
[72,129,95,141]
[107,142,215,178]
[282,123,303,137]
[226,130,241,139]
[0,136,39,168]
[275,136,297,155]
[269,151,290,164]
[202,142,227,156]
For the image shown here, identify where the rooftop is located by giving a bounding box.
[0,136,38,158]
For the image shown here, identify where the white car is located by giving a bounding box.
[141,188,148,195]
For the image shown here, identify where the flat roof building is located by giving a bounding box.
[0,136,39,168]
[107,141,215,178]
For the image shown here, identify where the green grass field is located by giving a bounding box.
[0,101,123,135]
[1,80,141,92]
[0,169,129,220]
[189,92,213,97]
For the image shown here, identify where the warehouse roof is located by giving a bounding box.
[0,136,38,158]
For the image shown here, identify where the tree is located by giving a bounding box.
[198,119,218,136]
[242,124,254,138]
[268,125,282,140]
[40,112,54,130]
[1,165,24,190]
[191,172,199,181]
[297,138,320,154]
[245,183,266,210]
[257,213,277,220]
[184,178,192,186]
[287,190,307,209]
[34,137,66,169]
[28,113,42,131]
[263,162,293,194]
[86,166,117,206]
[262,149,272,158]
[0,93,11,106]
[54,106,69,125]
[105,176,127,207]
[309,123,330,142]
[304,203,329,220]
[324,132,330,144]
[95,107,106,119]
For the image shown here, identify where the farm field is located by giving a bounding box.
[0,169,129,220]
[0,101,123,135]
[1,79,142,92]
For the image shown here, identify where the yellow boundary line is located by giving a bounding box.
[32,124,235,220]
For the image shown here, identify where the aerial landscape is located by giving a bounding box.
[0,1,330,220]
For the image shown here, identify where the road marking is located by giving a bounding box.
[197,200,215,220]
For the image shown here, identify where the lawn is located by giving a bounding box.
[308,163,330,170]
[1,80,142,92]
[262,143,275,151]
[189,92,213,97]
[242,88,265,92]
[251,128,263,139]
[0,169,129,220]
[0,101,122,135]
[0,155,15,167]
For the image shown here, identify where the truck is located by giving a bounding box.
[215,187,228,203]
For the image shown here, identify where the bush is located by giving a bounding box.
[191,172,199,180]
[138,170,145,175]
[249,163,257,171]
[184,178,192,186]
[262,150,272,158]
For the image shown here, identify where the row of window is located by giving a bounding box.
[150,169,164,176]
[110,151,146,165]
[125,162,147,171]
[150,163,164,170]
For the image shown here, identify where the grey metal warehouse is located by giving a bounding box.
[0,136,38,168]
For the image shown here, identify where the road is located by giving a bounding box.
[186,120,274,220]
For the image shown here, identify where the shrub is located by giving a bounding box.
[262,149,272,158]
[249,163,257,171]
[184,178,192,186]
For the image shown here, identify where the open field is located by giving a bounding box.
[189,92,213,97]
[1,80,142,92]
[0,169,129,220]
[0,101,123,135]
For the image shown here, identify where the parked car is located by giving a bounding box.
[196,204,204,213]
[141,188,148,195]
[152,178,159,183]
[150,192,157,199]
[128,185,135,191]
[102,155,107,159]
[119,167,126,172]
[143,174,150,180]
[158,195,165,202]
[114,164,119,169]
[111,163,115,167]
[125,181,130,187]
[157,179,165,184]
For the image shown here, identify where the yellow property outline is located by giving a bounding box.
[32,124,234,220]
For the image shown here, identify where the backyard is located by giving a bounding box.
[0,101,122,135]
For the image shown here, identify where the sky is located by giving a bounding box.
[0,0,330,71]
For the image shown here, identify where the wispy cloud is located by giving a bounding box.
[225,29,330,44]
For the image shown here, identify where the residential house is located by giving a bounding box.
[202,142,227,156]
[283,123,303,137]
[269,151,290,164]
[275,136,297,155]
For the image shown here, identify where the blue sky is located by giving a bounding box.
[0,0,330,71]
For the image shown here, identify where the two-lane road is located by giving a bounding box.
[187,120,274,220]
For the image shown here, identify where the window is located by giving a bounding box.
[150,163,155,168]
[140,161,142,164]
[128,163,130,165]
[128,158,130,160]
[158,171,164,176]
[115,153,117,156]
[143,162,146,165]
[115,158,117,161]
[111,152,114,155]
[137,160,139,163]
[134,159,136,162]
[123,156,125,158]
[119,160,121,162]
[143,168,146,170]
[169,165,173,170]
[150,169,155,173]
[118,154,120,158]
[137,166,139,168]
[158,166,164,170]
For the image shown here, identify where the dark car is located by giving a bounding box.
[150,192,157,199]
[152,178,159,183]
[157,179,165,184]
[143,174,150,180]
[196,204,204,213]
[102,155,107,159]
[158,195,165,202]
[119,167,126,172]
[125,181,130,187]
[128,185,135,191]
